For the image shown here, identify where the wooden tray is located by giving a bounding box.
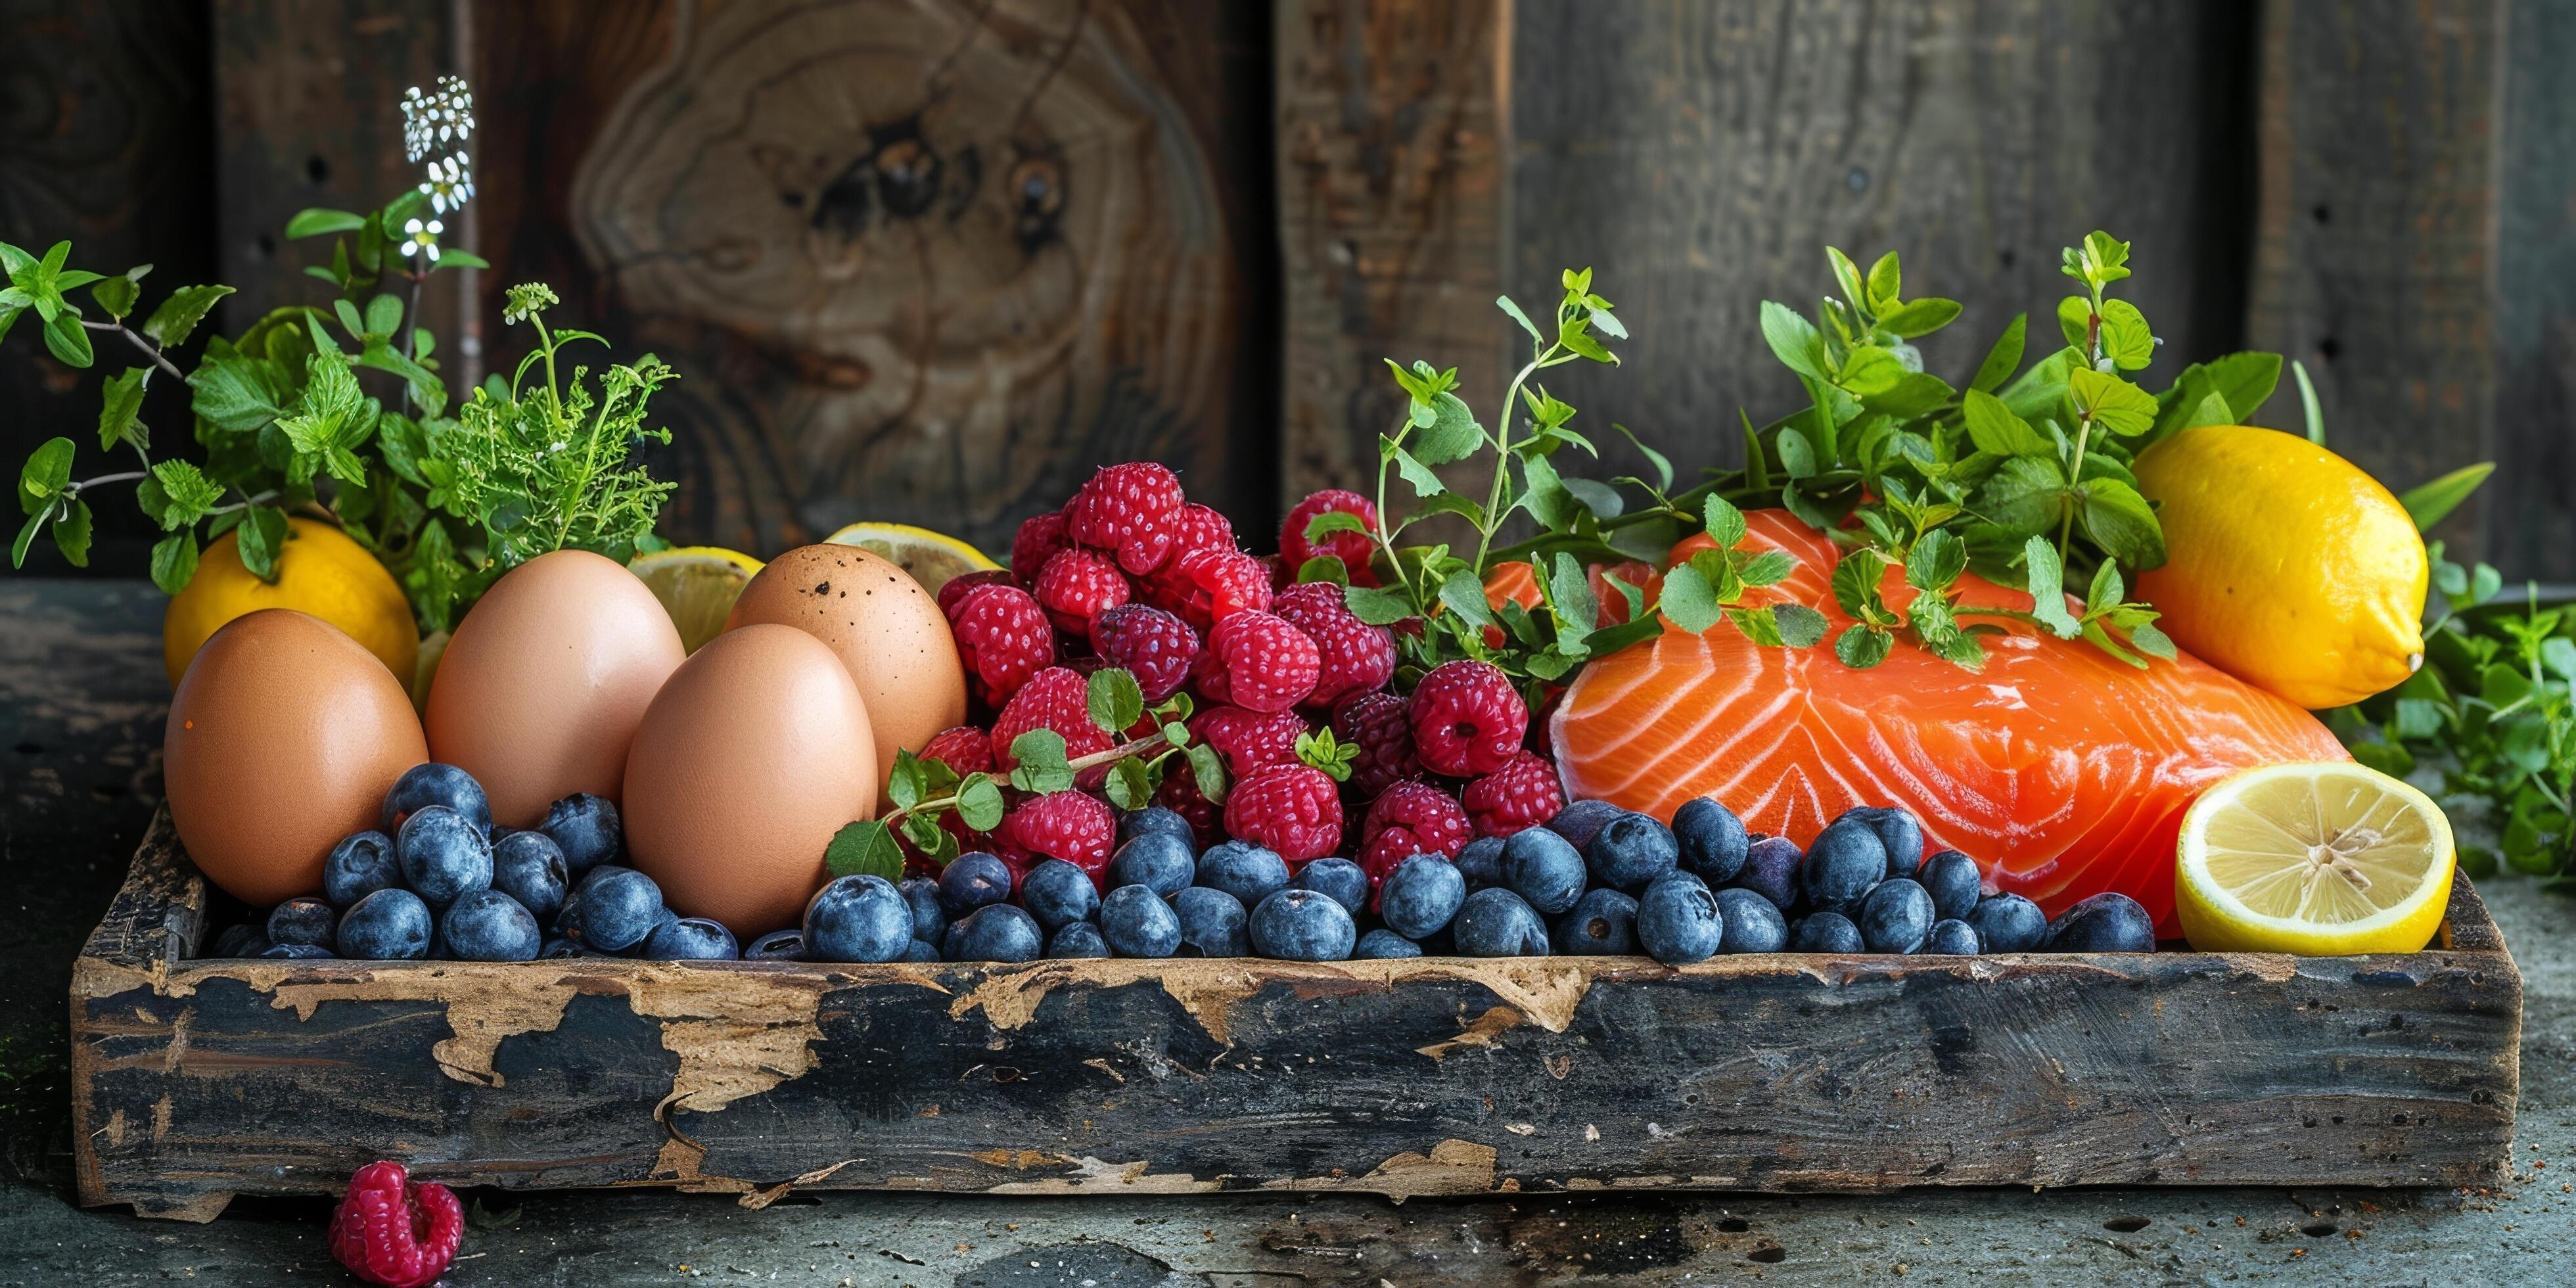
[72,806,2521,1221]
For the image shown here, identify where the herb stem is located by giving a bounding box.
[66,471,146,492]
[878,731,1178,836]
[1474,340,1563,576]
[81,320,188,382]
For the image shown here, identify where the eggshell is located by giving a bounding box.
[723,545,965,787]
[426,550,685,829]
[166,609,429,906]
[622,624,879,933]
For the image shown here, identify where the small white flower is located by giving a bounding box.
[399,76,474,162]
[419,152,476,214]
[401,217,444,263]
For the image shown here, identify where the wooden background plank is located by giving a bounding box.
[2494,0,2576,580]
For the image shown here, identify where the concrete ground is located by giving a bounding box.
[5,579,2569,1287]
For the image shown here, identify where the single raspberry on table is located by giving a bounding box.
[1088,603,1200,704]
[1280,488,1381,586]
[1155,758,1226,848]
[1408,659,1529,777]
[1148,546,1271,630]
[990,666,1116,768]
[1270,582,1395,709]
[1065,461,1185,574]
[329,1161,463,1288]
[934,568,1014,618]
[948,584,1055,706]
[1224,764,1345,863]
[919,725,997,776]
[1332,691,1421,800]
[1189,704,1308,779]
[998,790,1116,885]
[1011,510,1072,587]
[1192,610,1322,714]
[1031,547,1132,635]
[1461,750,1567,837]
[1358,779,1472,885]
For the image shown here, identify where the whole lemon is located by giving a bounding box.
[2132,425,2425,709]
[164,517,419,687]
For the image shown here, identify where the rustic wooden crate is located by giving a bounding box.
[73,806,2521,1221]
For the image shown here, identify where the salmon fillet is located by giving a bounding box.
[1550,509,2345,929]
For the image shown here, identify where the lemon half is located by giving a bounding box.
[2174,761,2455,955]
[822,522,998,595]
[630,546,764,653]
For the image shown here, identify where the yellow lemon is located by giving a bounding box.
[628,545,764,654]
[164,517,419,687]
[2134,426,2426,709]
[2174,760,2454,955]
[821,522,998,596]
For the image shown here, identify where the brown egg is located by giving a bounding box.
[166,609,428,906]
[723,544,965,786]
[622,624,878,933]
[426,550,685,829]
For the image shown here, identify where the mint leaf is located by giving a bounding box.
[1703,492,1748,550]
[2200,351,2282,423]
[20,436,74,513]
[2021,536,2081,638]
[1829,549,1890,622]
[149,459,223,529]
[1905,528,1967,591]
[1760,300,1831,381]
[188,351,288,434]
[824,819,906,880]
[2068,368,2157,436]
[1874,298,1961,338]
[1776,426,1818,479]
[283,208,367,239]
[42,309,94,369]
[11,508,47,569]
[1962,388,2052,457]
[1302,510,1368,544]
[235,505,288,580]
[1970,313,2027,392]
[149,531,198,593]
[1837,345,1904,396]
[1087,666,1145,736]
[1518,451,1578,529]
[1296,555,1348,585]
[49,496,91,567]
[143,285,235,348]
[1657,561,1720,633]
[1736,548,1797,587]
[1438,568,1495,628]
[1006,729,1075,794]
[1341,584,1414,626]
[1382,436,1446,498]
[96,367,148,451]
[1835,623,1893,668]
[1185,742,1230,805]
[90,273,139,320]
[955,773,1005,832]
[1411,392,1483,465]
[2078,478,2164,567]
[1978,455,2067,535]
[1548,553,1598,643]
[2097,298,2153,370]
[1105,756,1156,810]
[2127,618,2176,662]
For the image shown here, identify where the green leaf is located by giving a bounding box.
[48,496,91,567]
[2096,298,2153,370]
[1874,298,1961,338]
[2397,462,2493,532]
[1559,326,1616,365]
[1865,250,1901,311]
[2180,390,2232,432]
[1382,437,1447,499]
[95,367,148,451]
[1613,423,1672,494]
[1185,742,1230,806]
[1006,729,1076,794]
[1835,624,1893,669]
[1105,757,1156,811]
[1341,584,1415,626]
[1302,510,1368,545]
[18,436,73,514]
[1518,451,1578,529]
[1977,455,2067,535]
[432,248,490,271]
[1296,554,1349,586]
[1657,561,1721,634]
[1827,247,1868,315]
[1776,426,1818,480]
[1831,549,1889,622]
[149,460,223,529]
[1970,314,2027,393]
[1438,569,1496,629]
[363,292,404,338]
[187,351,288,434]
[12,507,49,568]
[2084,561,2125,616]
[1759,300,1831,381]
[2127,618,2176,661]
[823,819,906,881]
[2292,358,2324,444]
[2199,352,2282,425]
[2058,295,2093,351]
[90,274,139,320]
[149,531,198,593]
[1906,528,1967,591]
[1087,666,1145,737]
[1862,371,1954,417]
[1496,294,1542,343]
[2078,478,2165,567]
[954,773,1006,832]
[1413,392,1483,465]
[1962,388,2052,457]
[2022,536,2081,638]
[1837,346,1904,396]
[2067,369,2158,436]
[1548,552,1598,642]
[1703,493,1747,550]
[143,285,235,348]
[284,208,367,239]
[1582,616,1663,657]
[235,505,289,580]
[42,309,94,368]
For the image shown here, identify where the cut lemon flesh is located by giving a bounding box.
[630,546,764,654]
[822,522,999,595]
[2174,761,2454,955]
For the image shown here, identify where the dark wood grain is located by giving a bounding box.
[2493,0,2576,580]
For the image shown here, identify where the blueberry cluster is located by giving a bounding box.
[203,763,737,963]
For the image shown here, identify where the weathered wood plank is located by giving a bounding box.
[2493,0,2576,580]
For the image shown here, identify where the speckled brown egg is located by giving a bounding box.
[426,550,685,829]
[165,609,428,906]
[622,623,878,934]
[723,544,965,785]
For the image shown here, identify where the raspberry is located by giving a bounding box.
[1065,462,1185,574]
[1358,779,1471,884]
[1408,659,1529,777]
[329,1161,463,1288]
[1224,764,1345,863]
[1148,546,1271,630]
[1460,751,1566,837]
[1280,488,1381,587]
[934,568,1013,618]
[1331,691,1421,800]
[990,666,1115,768]
[919,725,996,776]
[1087,603,1200,704]
[948,584,1055,706]
[1165,501,1236,563]
[1031,547,1132,635]
[1155,758,1225,848]
[1270,582,1395,708]
[998,790,1116,885]
[1011,510,1072,587]
[1193,610,1322,713]
[1190,705,1308,779]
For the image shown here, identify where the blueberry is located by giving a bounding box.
[396,805,494,910]
[539,793,623,875]
[1587,812,1680,894]
[209,923,267,958]
[1020,858,1101,931]
[1672,798,1750,885]
[1500,827,1587,915]
[745,929,806,961]
[898,877,948,943]
[323,831,402,908]
[1378,855,1467,940]
[1798,819,1887,913]
[1451,887,1551,957]
[1916,850,1983,921]
[645,917,740,959]
[1856,878,1934,954]
[1834,805,1925,879]
[1171,886,1251,956]
[1546,798,1625,850]
[566,865,663,952]
[902,938,943,963]
[2046,892,2155,952]
[382,762,491,837]
[539,936,587,959]
[1048,921,1111,959]
[1637,876,1724,964]
[1353,929,1423,959]
[1291,857,1369,913]
[1965,893,2048,953]
[336,888,432,960]
[1727,837,1803,911]
[1712,887,1788,954]
[1116,806,1198,856]
[1107,832,1195,898]
[1197,841,1291,906]
[1099,885,1182,957]
[266,896,338,948]
[802,875,915,962]
[947,903,1045,961]
[260,942,335,959]
[439,889,541,961]
[1923,919,1981,955]
[491,830,569,922]
[1249,888,1358,961]
[938,852,1015,915]
[1553,887,1639,955]
[1789,911,1865,953]
[1453,835,1507,892]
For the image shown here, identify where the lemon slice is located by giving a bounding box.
[630,546,764,654]
[2174,761,2456,955]
[822,522,999,595]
